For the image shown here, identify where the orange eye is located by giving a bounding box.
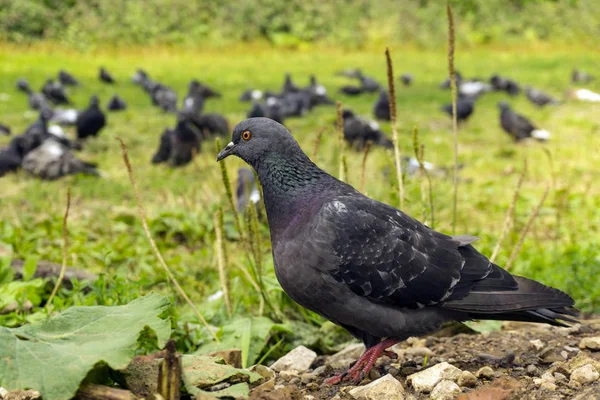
[242,130,252,141]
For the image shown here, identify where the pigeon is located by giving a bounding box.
[182,81,206,114]
[152,117,201,167]
[99,67,115,84]
[440,71,463,89]
[22,138,98,180]
[458,80,491,98]
[217,118,577,385]
[42,79,71,105]
[188,113,229,140]
[373,91,391,121]
[281,73,300,94]
[107,94,127,111]
[336,68,362,79]
[572,69,594,83]
[188,80,221,99]
[240,89,264,102]
[357,72,381,93]
[279,92,312,118]
[305,76,335,107]
[151,84,178,113]
[247,100,284,124]
[341,109,392,149]
[16,79,49,110]
[236,167,261,213]
[399,73,413,87]
[132,69,151,85]
[0,147,21,177]
[58,70,79,86]
[50,108,78,126]
[490,75,521,96]
[498,102,550,142]
[442,96,476,123]
[525,86,559,107]
[76,95,106,139]
[339,86,364,96]
[0,123,11,136]
[567,88,600,103]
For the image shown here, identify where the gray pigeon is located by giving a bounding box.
[525,86,559,107]
[217,118,577,384]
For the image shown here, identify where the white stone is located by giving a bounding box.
[579,337,600,351]
[348,374,405,400]
[328,343,366,369]
[540,382,557,391]
[430,379,461,400]
[570,364,599,386]
[407,362,462,393]
[475,366,495,379]
[530,339,545,351]
[0,388,8,400]
[457,370,477,387]
[270,346,317,373]
[405,347,433,357]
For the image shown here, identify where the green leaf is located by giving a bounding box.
[181,355,261,397]
[0,256,14,284]
[0,279,45,309]
[22,255,39,281]
[0,293,171,400]
[195,317,289,368]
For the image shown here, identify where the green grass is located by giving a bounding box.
[0,42,599,350]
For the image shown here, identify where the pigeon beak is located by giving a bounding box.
[217,141,235,161]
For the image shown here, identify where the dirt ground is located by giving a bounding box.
[251,319,600,400]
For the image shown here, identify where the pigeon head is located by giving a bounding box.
[342,109,356,119]
[89,95,100,107]
[217,118,300,165]
[497,101,510,111]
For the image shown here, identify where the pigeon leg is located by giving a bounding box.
[324,338,398,385]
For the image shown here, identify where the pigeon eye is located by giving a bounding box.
[242,130,252,141]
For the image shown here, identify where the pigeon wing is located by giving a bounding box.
[306,194,498,309]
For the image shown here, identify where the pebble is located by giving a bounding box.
[0,388,8,400]
[407,362,462,393]
[249,364,275,380]
[475,366,495,379]
[348,374,405,400]
[553,372,568,383]
[540,382,557,391]
[279,370,299,381]
[430,379,461,400]
[303,396,316,400]
[529,339,545,351]
[405,347,433,357]
[579,336,600,351]
[569,364,599,386]
[328,343,365,369]
[457,370,477,387]
[271,345,317,373]
[306,382,319,391]
[526,364,539,376]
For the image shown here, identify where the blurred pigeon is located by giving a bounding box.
[525,86,559,107]
[42,79,71,105]
[99,67,115,84]
[442,96,476,123]
[400,73,413,87]
[151,128,174,165]
[22,138,98,180]
[373,91,391,121]
[0,147,21,177]
[188,113,229,140]
[240,89,264,102]
[498,102,549,142]
[336,68,362,79]
[132,69,150,85]
[247,100,284,124]
[459,80,491,97]
[341,109,392,150]
[217,118,576,385]
[76,95,106,139]
[182,83,205,115]
[50,108,78,126]
[152,84,178,113]
[567,88,600,102]
[282,73,300,94]
[107,94,127,111]
[236,167,261,213]
[58,70,80,86]
[339,86,364,96]
[572,69,594,83]
[17,79,49,110]
[490,75,520,96]
[0,123,11,136]
[306,75,335,107]
[152,117,200,167]
[358,72,381,93]
[279,92,311,118]
[440,71,463,89]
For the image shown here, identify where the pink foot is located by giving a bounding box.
[324,338,398,385]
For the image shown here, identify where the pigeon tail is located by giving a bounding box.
[531,129,551,141]
[443,275,577,327]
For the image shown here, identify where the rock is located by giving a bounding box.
[312,364,333,377]
[526,364,539,376]
[306,382,319,391]
[529,339,545,351]
[431,380,461,400]
[533,372,555,386]
[457,371,477,387]
[5,391,41,400]
[123,356,161,396]
[475,366,495,379]
[0,388,8,400]
[249,364,275,380]
[540,382,557,391]
[539,347,566,364]
[553,372,567,383]
[407,362,462,393]
[209,348,242,368]
[348,374,405,400]
[328,343,365,369]
[569,364,599,386]
[579,336,600,351]
[405,347,433,357]
[270,345,317,373]
[301,372,317,384]
[279,369,300,381]
[553,352,600,376]
[303,396,316,400]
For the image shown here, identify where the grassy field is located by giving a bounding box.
[0,43,599,351]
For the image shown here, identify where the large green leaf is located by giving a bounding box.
[0,293,171,400]
[195,317,289,368]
